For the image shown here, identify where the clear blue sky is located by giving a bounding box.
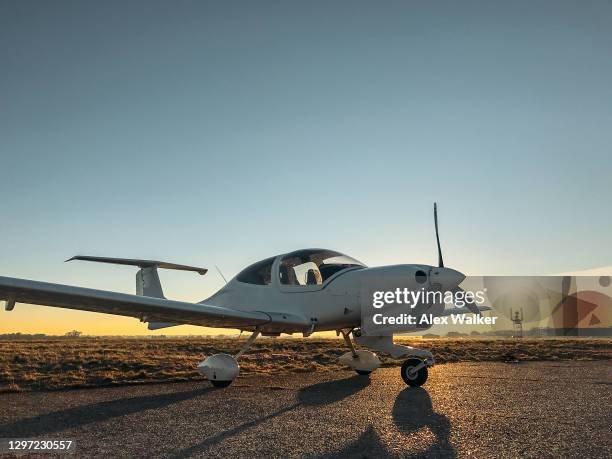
[1,0,611,321]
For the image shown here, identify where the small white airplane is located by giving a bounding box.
[0,204,484,388]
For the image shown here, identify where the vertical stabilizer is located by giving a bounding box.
[136,267,165,298]
[136,268,180,329]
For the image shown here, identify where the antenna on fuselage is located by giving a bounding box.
[215,265,228,284]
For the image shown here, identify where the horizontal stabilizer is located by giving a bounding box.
[66,256,207,275]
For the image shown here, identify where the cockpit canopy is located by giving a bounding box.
[279,249,364,286]
[235,249,365,286]
[235,256,275,285]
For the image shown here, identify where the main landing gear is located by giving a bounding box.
[338,329,381,376]
[196,328,261,388]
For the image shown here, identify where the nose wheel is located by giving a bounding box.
[401,358,429,387]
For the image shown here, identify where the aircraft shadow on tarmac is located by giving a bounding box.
[314,387,456,459]
[173,377,455,459]
[0,387,213,438]
[0,376,455,458]
[172,375,371,458]
[391,387,456,458]
[296,373,371,406]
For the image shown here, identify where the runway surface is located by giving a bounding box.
[1,361,610,458]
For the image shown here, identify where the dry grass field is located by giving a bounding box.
[1,337,610,392]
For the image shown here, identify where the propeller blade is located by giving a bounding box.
[434,202,444,268]
[453,287,481,316]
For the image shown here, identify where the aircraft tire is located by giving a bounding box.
[401,358,428,387]
[355,369,372,376]
[210,380,233,388]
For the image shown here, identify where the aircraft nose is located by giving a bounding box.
[429,267,465,289]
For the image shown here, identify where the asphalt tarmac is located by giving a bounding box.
[0,362,610,458]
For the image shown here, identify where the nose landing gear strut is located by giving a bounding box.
[352,332,434,387]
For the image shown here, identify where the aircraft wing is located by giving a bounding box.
[0,276,303,329]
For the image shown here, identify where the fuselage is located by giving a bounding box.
[202,248,464,335]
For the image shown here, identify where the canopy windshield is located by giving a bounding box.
[279,249,364,286]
